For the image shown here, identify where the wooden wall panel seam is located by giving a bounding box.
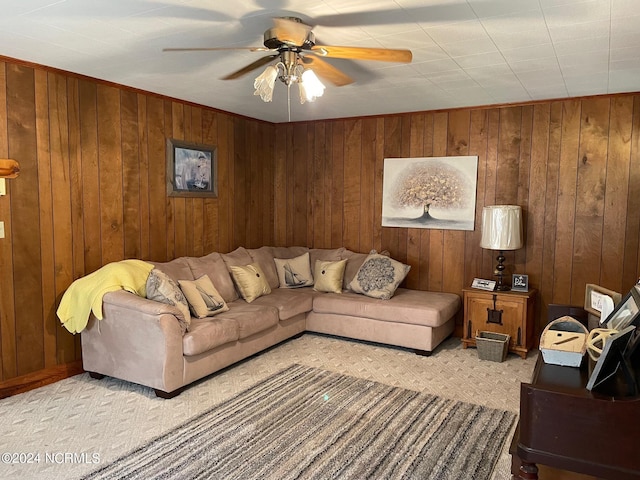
[0,60,18,381]
[34,69,57,368]
[9,64,47,374]
[626,98,640,285]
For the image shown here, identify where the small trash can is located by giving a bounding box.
[475,331,510,362]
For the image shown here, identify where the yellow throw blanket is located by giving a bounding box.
[57,259,155,334]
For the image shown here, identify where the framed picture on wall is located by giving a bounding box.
[381,156,478,231]
[166,138,217,198]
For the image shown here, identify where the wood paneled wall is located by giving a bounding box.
[2,53,640,390]
[0,59,275,384]
[274,97,640,333]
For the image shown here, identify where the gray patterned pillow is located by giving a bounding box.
[348,252,410,300]
[146,268,191,333]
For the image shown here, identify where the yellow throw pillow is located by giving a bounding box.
[274,252,314,288]
[229,263,272,303]
[313,259,347,294]
[178,275,229,318]
[349,252,410,300]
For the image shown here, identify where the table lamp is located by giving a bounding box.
[480,205,523,291]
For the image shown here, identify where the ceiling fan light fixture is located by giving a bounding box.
[253,65,278,102]
[299,69,325,103]
[165,16,412,115]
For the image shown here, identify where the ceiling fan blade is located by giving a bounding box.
[302,56,353,87]
[163,47,270,52]
[312,2,495,27]
[311,46,412,63]
[272,17,312,46]
[222,55,279,80]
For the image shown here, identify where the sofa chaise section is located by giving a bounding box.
[307,288,460,354]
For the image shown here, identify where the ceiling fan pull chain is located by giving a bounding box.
[287,83,291,122]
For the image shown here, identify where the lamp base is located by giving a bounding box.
[494,251,511,291]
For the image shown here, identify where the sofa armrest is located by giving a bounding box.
[81,290,185,394]
[102,290,187,322]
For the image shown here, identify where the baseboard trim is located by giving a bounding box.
[0,361,84,399]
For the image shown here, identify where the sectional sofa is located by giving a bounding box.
[80,246,461,398]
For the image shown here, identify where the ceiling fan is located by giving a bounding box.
[163,16,412,109]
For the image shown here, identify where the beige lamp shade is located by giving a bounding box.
[480,205,523,251]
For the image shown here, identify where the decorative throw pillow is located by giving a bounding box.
[349,252,411,300]
[313,259,347,294]
[247,246,280,289]
[229,263,272,303]
[309,248,345,278]
[146,268,191,333]
[178,275,229,318]
[274,252,314,288]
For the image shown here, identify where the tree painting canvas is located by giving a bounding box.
[382,156,478,230]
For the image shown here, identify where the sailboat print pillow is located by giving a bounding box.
[274,252,314,288]
[179,275,230,318]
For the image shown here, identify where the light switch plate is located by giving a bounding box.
[0,221,4,238]
[0,178,5,195]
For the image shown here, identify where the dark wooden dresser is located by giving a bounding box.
[511,355,640,480]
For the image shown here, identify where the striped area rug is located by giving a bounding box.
[83,364,516,480]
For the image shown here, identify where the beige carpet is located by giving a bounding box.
[0,334,537,480]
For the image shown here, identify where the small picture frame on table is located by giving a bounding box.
[166,138,218,198]
[511,274,529,292]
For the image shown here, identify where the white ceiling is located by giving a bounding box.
[0,0,638,123]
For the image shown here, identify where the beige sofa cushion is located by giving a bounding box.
[270,246,309,259]
[179,275,229,318]
[221,303,280,339]
[247,247,278,289]
[309,248,345,278]
[274,252,314,288]
[340,249,369,289]
[186,252,238,303]
[247,246,280,289]
[229,263,271,303]
[150,257,194,283]
[183,317,239,356]
[312,288,461,328]
[251,288,314,320]
[182,301,281,355]
[220,246,253,268]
